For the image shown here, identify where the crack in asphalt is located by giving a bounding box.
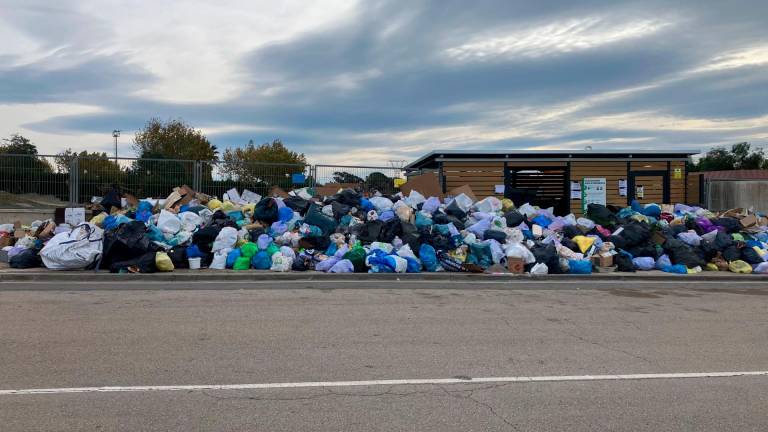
[561,318,655,365]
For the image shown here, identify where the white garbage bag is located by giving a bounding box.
[452,193,474,213]
[157,210,182,235]
[504,242,536,264]
[369,196,394,212]
[530,263,548,275]
[209,249,230,270]
[270,252,293,272]
[212,227,238,252]
[40,223,104,270]
[179,212,203,232]
[475,197,502,213]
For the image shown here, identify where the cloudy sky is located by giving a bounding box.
[2,0,767,164]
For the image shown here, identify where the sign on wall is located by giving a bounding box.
[581,177,606,212]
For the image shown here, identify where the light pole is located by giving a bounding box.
[112,130,121,163]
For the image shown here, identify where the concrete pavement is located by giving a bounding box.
[0,280,766,430]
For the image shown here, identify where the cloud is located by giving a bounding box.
[1,0,767,164]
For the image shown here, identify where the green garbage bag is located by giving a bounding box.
[240,242,258,258]
[343,245,367,273]
[266,243,280,257]
[233,256,251,270]
[466,242,493,268]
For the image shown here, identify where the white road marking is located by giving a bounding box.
[2,371,766,396]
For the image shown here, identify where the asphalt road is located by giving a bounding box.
[0,280,767,431]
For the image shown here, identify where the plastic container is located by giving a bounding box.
[188,257,201,270]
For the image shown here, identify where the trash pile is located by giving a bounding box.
[2,185,767,275]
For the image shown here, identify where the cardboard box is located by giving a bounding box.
[740,214,758,228]
[507,257,525,274]
[448,184,477,202]
[400,172,443,198]
[591,255,614,268]
[0,236,15,248]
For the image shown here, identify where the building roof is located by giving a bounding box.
[693,169,768,180]
[405,150,697,169]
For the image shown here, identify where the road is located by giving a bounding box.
[0,279,767,431]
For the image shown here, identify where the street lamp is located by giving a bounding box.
[112,130,121,162]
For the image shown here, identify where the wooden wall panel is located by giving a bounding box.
[569,161,628,216]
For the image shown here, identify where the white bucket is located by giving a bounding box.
[188,257,201,270]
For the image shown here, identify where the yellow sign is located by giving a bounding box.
[394,178,406,188]
[673,168,682,179]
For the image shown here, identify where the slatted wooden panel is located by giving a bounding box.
[569,162,628,216]
[687,173,701,204]
[668,161,686,204]
[443,162,505,198]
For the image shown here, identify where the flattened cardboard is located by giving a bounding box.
[507,257,525,274]
[399,173,443,198]
[740,214,757,228]
[448,184,477,202]
[269,186,290,198]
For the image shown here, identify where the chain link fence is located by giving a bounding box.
[0,154,409,207]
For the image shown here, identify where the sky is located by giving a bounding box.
[1,0,767,165]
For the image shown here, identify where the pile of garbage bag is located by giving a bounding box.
[2,185,767,275]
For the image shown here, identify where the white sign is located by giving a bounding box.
[636,185,644,199]
[570,181,581,199]
[494,184,505,194]
[64,208,86,226]
[618,179,628,197]
[581,178,606,212]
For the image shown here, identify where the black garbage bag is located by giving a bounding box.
[628,243,659,258]
[664,238,705,268]
[331,201,351,219]
[298,235,330,251]
[254,198,279,224]
[671,224,689,236]
[713,217,741,233]
[109,251,157,273]
[562,225,583,239]
[100,221,157,269]
[167,247,188,269]
[560,237,580,254]
[615,251,636,272]
[741,247,764,265]
[586,203,618,227]
[722,245,741,262]
[334,189,362,208]
[304,204,338,236]
[484,230,507,243]
[284,196,311,214]
[504,210,526,228]
[379,218,402,243]
[609,234,627,250]
[531,243,562,274]
[400,222,422,252]
[291,256,310,271]
[445,201,467,219]
[101,185,122,214]
[445,215,465,231]
[428,231,454,252]
[619,222,651,247]
[699,240,719,261]
[713,231,735,250]
[356,220,384,243]
[9,249,42,269]
[432,212,449,225]
[193,226,221,254]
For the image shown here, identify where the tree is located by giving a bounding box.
[1,134,38,155]
[332,171,364,184]
[221,139,307,185]
[55,149,122,176]
[133,118,218,161]
[365,171,395,194]
[694,142,766,171]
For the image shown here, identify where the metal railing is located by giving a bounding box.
[0,154,410,206]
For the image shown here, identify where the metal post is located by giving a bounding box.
[69,155,79,206]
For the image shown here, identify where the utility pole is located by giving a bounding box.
[112,130,121,163]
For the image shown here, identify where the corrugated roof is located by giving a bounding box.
[697,170,768,180]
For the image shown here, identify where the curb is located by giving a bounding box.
[0,271,766,283]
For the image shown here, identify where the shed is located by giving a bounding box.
[687,169,768,210]
[405,150,696,215]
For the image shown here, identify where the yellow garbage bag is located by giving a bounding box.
[207,199,222,210]
[501,198,515,211]
[90,212,108,228]
[220,201,236,213]
[728,260,752,274]
[155,252,175,272]
[704,263,719,271]
[572,235,595,253]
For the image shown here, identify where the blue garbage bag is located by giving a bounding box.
[251,251,271,270]
[419,244,438,272]
[633,256,655,270]
[186,244,204,258]
[568,259,592,274]
[360,198,374,212]
[532,215,552,228]
[403,256,422,273]
[415,212,433,229]
[226,249,241,268]
[662,264,688,274]
[278,206,294,223]
[655,254,672,270]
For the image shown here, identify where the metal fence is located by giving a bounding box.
[0,154,408,206]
